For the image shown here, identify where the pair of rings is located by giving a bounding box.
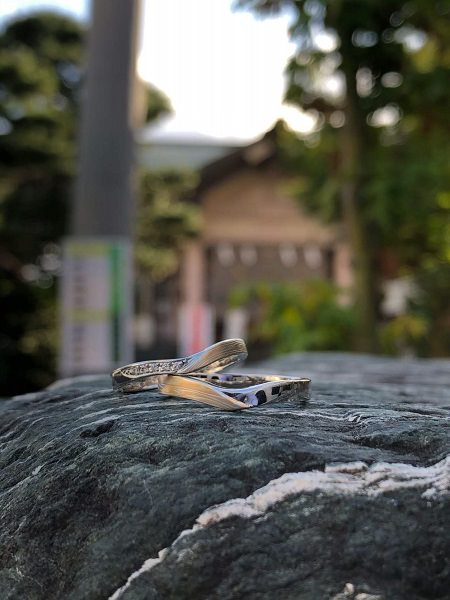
[111,339,311,411]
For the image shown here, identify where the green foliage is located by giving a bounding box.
[365,128,450,267]
[145,86,172,123]
[411,262,450,356]
[0,13,84,394]
[229,279,355,354]
[380,262,450,356]
[0,271,57,396]
[136,170,201,281]
[380,313,428,356]
[0,13,83,254]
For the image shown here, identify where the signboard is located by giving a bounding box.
[60,237,133,376]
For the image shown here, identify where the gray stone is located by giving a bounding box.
[0,353,449,600]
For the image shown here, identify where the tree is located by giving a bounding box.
[0,13,84,395]
[238,0,450,352]
[0,12,174,394]
[136,169,200,281]
[0,13,83,260]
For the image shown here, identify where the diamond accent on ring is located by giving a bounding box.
[120,358,188,378]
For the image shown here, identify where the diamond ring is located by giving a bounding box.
[111,338,248,393]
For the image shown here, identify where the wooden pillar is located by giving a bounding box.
[180,241,205,304]
[178,241,213,354]
[333,242,353,304]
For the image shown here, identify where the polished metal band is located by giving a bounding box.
[111,338,248,393]
[160,373,311,411]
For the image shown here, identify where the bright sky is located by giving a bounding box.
[1,0,315,141]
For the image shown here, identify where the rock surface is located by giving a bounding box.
[0,353,449,600]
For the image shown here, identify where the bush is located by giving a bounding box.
[229,279,356,355]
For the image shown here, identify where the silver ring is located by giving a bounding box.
[111,338,248,393]
[160,372,311,411]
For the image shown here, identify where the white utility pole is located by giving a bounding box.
[60,0,141,376]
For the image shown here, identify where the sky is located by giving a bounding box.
[0,0,316,141]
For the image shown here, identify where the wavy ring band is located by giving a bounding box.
[160,372,311,411]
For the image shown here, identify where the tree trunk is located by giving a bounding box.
[340,65,378,352]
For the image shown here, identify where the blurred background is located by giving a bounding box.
[0,0,449,396]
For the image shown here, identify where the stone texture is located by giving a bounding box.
[0,353,449,600]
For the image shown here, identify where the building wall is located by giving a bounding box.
[201,167,340,245]
[195,167,352,310]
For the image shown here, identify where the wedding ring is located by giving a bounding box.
[112,338,248,393]
[112,338,311,412]
[160,372,311,411]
